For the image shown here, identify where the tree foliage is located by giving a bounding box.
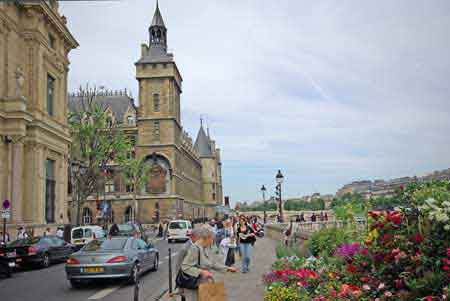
[69,85,131,224]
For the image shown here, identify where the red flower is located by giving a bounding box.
[347,264,357,273]
[447,248,450,257]
[424,296,433,301]
[410,234,424,244]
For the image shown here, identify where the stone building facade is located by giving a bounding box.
[0,1,78,235]
[68,3,223,224]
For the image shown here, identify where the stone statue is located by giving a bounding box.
[15,66,25,98]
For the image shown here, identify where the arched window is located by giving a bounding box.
[124,206,133,223]
[82,208,92,224]
[143,154,171,194]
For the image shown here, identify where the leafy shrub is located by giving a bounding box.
[306,226,360,256]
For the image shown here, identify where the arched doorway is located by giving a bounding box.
[82,208,92,225]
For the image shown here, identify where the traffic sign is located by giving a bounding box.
[2,199,10,209]
[1,209,10,219]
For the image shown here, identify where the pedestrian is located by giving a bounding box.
[214,220,225,252]
[44,227,51,236]
[324,212,328,221]
[63,224,72,243]
[311,213,316,222]
[220,221,237,266]
[175,228,199,273]
[179,226,237,301]
[109,223,119,237]
[320,212,324,222]
[237,217,256,273]
[284,220,293,246]
[0,231,10,245]
[300,213,305,222]
[56,227,64,238]
[157,223,164,238]
[17,226,28,239]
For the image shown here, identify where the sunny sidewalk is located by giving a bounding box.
[159,236,277,301]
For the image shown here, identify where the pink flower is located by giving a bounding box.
[378,283,385,290]
[363,284,370,291]
[384,291,393,297]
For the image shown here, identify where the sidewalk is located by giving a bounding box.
[159,236,277,301]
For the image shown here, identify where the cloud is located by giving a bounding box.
[61,0,450,205]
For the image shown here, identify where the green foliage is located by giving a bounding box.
[275,243,311,259]
[240,198,325,212]
[69,85,132,224]
[306,226,362,257]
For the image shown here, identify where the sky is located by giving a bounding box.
[60,0,450,205]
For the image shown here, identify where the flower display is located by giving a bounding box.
[264,181,450,301]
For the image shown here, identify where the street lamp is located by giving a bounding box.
[261,185,267,224]
[275,169,284,223]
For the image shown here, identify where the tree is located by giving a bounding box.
[69,85,131,225]
[119,157,150,222]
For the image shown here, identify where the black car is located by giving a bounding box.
[4,236,75,268]
[0,248,15,277]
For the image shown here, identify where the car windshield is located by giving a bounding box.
[117,224,133,232]
[72,228,84,239]
[169,222,187,229]
[8,237,41,247]
[83,238,127,252]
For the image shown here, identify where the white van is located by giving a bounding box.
[71,226,106,249]
[167,220,192,243]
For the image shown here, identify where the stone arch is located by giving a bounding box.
[143,153,172,195]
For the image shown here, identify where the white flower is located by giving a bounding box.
[444,225,450,231]
[425,198,436,205]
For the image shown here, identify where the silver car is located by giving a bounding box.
[65,237,159,288]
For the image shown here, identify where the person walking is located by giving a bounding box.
[44,227,51,236]
[63,224,72,243]
[109,223,119,237]
[284,220,293,246]
[157,223,164,238]
[17,227,28,239]
[179,226,237,301]
[56,227,64,238]
[237,218,256,273]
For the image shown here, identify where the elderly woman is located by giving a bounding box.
[180,225,237,301]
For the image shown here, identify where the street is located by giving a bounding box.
[0,239,183,301]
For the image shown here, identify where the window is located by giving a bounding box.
[47,74,55,116]
[82,208,92,224]
[105,178,115,193]
[153,121,160,141]
[127,115,135,126]
[45,159,55,223]
[48,33,55,49]
[153,93,160,112]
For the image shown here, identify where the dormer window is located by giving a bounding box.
[127,115,135,126]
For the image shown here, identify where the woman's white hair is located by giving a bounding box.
[196,225,215,239]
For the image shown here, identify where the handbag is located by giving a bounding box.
[225,248,235,266]
[175,247,201,289]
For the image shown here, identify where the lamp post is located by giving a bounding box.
[261,185,267,224]
[275,170,284,223]
[72,162,80,226]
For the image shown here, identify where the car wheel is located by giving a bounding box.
[70,279,82,289]
[151,255,159,271]
[41,253,50,268]
[128,263,139,284]
[168,239,172,243]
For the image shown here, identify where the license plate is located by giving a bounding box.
[83,267,104,273]
[16,258,22,262]
[7,252,16,258]
[8,262,15,267]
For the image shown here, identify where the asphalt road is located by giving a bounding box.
[0,238,184,301]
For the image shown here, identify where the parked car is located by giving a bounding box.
[167,220,192,243]
[113,222,148,242]
[0,248,15,277]
[71,226,106,250]
[65,236,159,288]
[3,236,74,268]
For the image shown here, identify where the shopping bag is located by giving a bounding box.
[198,282,226,301]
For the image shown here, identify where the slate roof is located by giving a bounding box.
[151,1,166,28]
[194,125,214,157]
[68,93,135,124]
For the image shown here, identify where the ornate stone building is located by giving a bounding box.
[0,1,78,235]
[68,3,223,224]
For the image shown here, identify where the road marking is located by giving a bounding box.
[88,286,120,300]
